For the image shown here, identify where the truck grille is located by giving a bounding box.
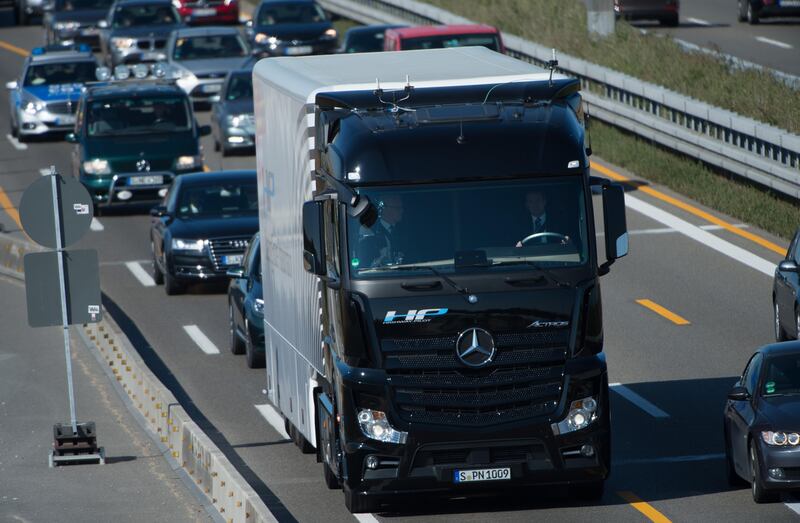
[413,442,547,468]
[384,331,568,427]
[208,236,249,270]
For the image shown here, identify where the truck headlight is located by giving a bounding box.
[357,409,407,444]
[175,155,202,170]
[551,396,598,435]
[254,298,264,315]
[171,238,206,252]
[111,37,136,50]
[24,101,45,114]
[762,431,800,446]
[54,21,81,31]
[82,158,111,175]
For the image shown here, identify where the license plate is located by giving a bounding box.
[222,254,243,266]
[779,0,800,5]
[285,45,312,56]
[193,7,216,16]
[128,175,164,186]
[54,116,75,126]
[454,467,511,483]
[201,83,222,93]
[81,28,99,36]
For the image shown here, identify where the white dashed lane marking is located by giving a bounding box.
[183,325,220,355]
[755,36,793,50]
[610,383,670,418]
[124,261,155,287]
[6,134,27,151]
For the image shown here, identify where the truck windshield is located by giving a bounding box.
[402,33,500,52]
[347,177,589,279]
[86,96,191,136]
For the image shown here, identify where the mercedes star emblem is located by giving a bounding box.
[455,328,496,368]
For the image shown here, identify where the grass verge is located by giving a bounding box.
[593,119,800,241]
[423,0,800,134]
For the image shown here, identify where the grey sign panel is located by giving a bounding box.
[24,250,102,327]
[19,175,93,249]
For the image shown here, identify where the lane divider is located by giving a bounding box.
[617,491,672,523]
[0,39,29,57]
[124,261,156,287]
[591,162,786,256]
[90,218,104,231]
[183,325,221,355]
[635,299,690,326]
[610,383,670,418]
[6,134,28,151]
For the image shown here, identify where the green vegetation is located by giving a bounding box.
[424,0,800,134]
[592,120,800,240]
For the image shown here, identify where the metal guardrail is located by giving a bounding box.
[320,0,800,199]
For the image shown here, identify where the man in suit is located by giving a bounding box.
[515,190,573,247]
[358,194,406,267]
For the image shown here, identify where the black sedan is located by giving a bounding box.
[246,0,337,57]
[724,342,800,503]
[226,232,264,368]
[774,228,800,341]
[211,68,254,156]
[44,0,115,49]
[339,24,405,53]
[150,170,258,295]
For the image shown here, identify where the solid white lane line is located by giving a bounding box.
[610,383,670,418]
[353,514,381,522]
[615,453,724,466]
[6,134,27,151]
[625,194,775,277]
[90,218,104,231]
[756,36,793,50]
[183,325,220,355]
[254,404,290,439]
[124,261,156,287]
[39,168,51,176]
[686,17,710,26]
[600,224,749,236]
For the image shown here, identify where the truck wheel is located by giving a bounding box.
[229,305,245,355]
[245,329,265,368]
[151,244,164,285]
[289,422,315,454]
[571,480,604,501]
[750,442,779,503]
[344,489,381,514]
[774,301,789,342]
[164,270,184,295]
[746,3,759,24]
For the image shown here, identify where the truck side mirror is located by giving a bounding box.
[599,183,627,275]
[302,200,326,276]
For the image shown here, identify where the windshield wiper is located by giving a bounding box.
[368,264,476,303]
[491,260,569,288]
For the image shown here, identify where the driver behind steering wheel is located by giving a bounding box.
[515,189,571,247]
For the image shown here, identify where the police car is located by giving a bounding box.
[6,45,98,141]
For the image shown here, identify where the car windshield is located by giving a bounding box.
[256,3,327,25]
[225,74,252,101]
[347,177,589,279]
[112,5,177,27]
[402,33,500,52]
[87,96,191,136]
[175,182,258,219]
[344,28,391,53]
[763,355,800,396]
[173,34,248,60]
[58,0,114,10]
[24,61,96,86]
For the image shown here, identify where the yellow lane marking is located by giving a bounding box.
[0,185,22,230]
[590,162,786,256]
[618,491,672,523]
[636,299,690,325]
[0,39,29,58]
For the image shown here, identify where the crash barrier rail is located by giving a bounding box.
[0,233,275,523]
[318,0,800,200]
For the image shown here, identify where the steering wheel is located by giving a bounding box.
[520,232,570,245]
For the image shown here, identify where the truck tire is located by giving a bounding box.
[290,423,314,454]
[750,442,779,503]
[571,480,604,501]
[344,489,381,514]
[229,304,245,355]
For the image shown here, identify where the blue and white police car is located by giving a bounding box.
[6,45,98,141]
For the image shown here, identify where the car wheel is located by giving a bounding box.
[221,144,230,157]
[10,116,18,138]
[229,304,245,355]
[747,3,759,24]
[164,269,184,295]
[245,323,265,368]
[750,442,779,503]
[796,308,800,340]
[151,242,164,285]
[725,425,746,486]
[214,139,220,152]
[775,301,789,342]
[737,0,747,21]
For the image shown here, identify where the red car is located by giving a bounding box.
[383,24,505,54]
[174,0,239,25]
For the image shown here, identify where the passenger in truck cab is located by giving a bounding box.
[515,189,574,247]
[358,194,406,267]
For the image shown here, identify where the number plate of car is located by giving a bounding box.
[128,175,164,186]
[81,28,99,36]
[222,255,243,266]
[201,83,222,93]
[285,46,312,56]
[454,467,511,483]
[780,0,800,5]
[193,7,216,16]
[55,116,75,126]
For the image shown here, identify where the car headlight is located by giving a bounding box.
[23,101,45,115]
[175,155,202,170]
[171,238,206,252]
[82,158,111,175]
[111,37,136,50]
[551,396,598,435]
[54,21,81,31]
[323,28,337,39]
[357,409,407,444]
[171,0,181,8]
[254,33,278,45]
[762,431,800,446]
[254,298,264,315]
[226,114,250,128]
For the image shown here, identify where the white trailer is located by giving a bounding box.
[253,47,555,446]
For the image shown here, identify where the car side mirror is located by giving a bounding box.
[150,205,168,217]
[5,80,17,90]
[727,385,751,401]
[65,132,78,143]
[98,19,108,28]
[226,267,245,278]
[302,200,326,276]
[198,124,211,137]
[779,260,799,273]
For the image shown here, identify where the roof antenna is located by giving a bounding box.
[456,120,466,145]
[374,75,415,113]
[584,104,593,157]
[547,48,559,87]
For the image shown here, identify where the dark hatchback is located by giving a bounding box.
[724,342,800,502]
[340,24,405,53]
[740,0,800,24]
[774,228,800,342]
[44,0,115,49]
[150,170,258,295]
[210,68,254,155]
[614,0,680,26]
[226,232,264,368]
[247,0,337,57]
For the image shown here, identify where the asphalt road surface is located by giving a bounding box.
[1,11,800,523]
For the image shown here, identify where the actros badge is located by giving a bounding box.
[383,308,448,324]
[528,320,569,329]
